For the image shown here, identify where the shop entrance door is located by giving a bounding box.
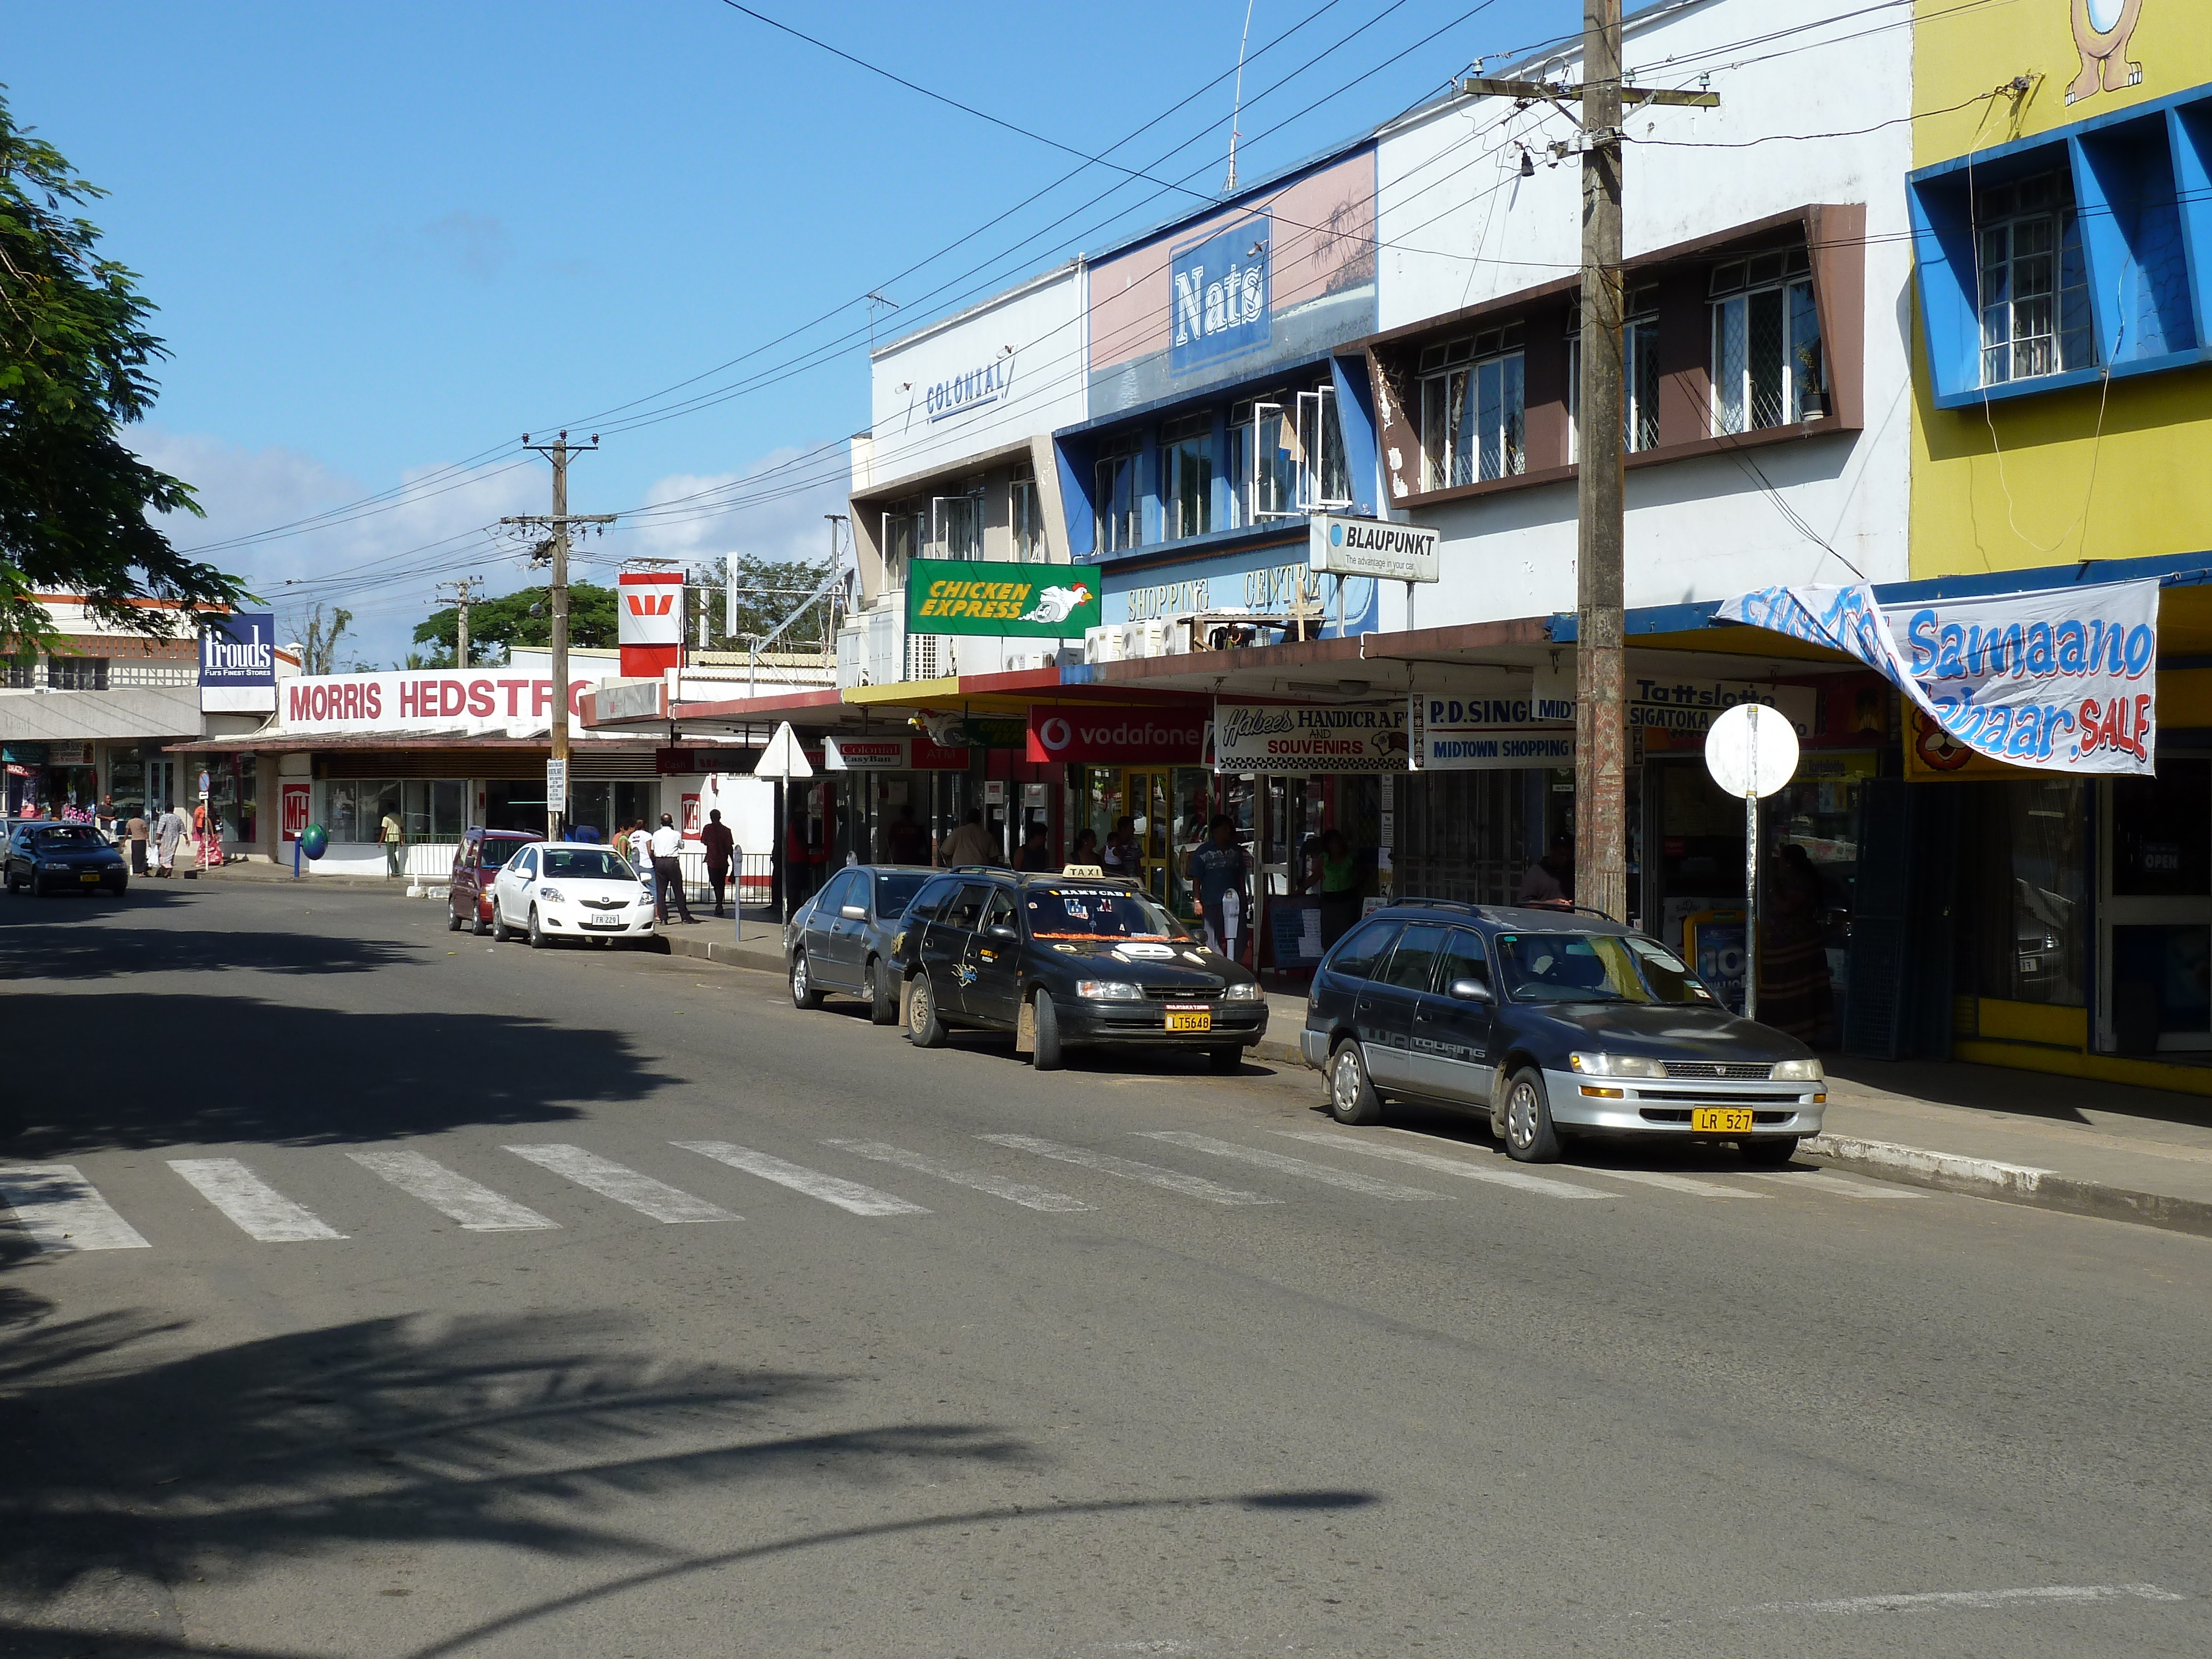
[1122,769,1172,907]
[2100,762,2212,1053]
[146,759,175,815]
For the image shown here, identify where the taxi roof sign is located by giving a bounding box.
[1060,863,1105,877]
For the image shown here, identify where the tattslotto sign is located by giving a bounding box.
[906,559,1101,638]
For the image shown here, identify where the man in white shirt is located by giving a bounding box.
[649,813,696,925]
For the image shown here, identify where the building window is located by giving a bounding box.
[48,656,109,691]
[5,652,33,689]
[1225,402,1255,528]
[1417,322,1525,489]
[931,484,984,560]
[1297,382,1351,510]
[1010,466,1043,562]
[1976,172,2094,386]
[881,509,924,588]
[1568,286,1661,460]
[1095,431,1142,553]
[1710,249,1820,433]
[1159,414,1213,540]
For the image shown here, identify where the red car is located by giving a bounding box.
[447,828,536,935]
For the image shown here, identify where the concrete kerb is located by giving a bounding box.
[1802,1132,2212,1239]
[641,935,2212,1238]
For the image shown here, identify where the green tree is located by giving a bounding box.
[705,554,835,654]
[413,582,618,665]
[294,603,352,675]
[0,91,247,649]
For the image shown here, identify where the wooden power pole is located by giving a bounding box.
[1462,12,1714,924]
[435,576,479,667]
[503,432,613,841]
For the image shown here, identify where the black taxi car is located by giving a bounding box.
[1298,899,1825,1165]
[890,866,1267,1071]
[5,821,128,896]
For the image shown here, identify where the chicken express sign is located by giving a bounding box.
[906,558,1100,638]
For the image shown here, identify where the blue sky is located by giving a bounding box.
[9,0,1580,662]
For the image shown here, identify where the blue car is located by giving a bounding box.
[5,822,130,897]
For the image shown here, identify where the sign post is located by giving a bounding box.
[1702,702,1799,1021]
[754,722,814,922]
[545,758,569,831]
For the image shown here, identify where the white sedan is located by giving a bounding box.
[491,842,658,948]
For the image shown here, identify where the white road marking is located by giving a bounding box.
[344,1150,559,1231]
[1745,1583,2185,1616]
[1573,1166,1763,1199]
[672,1141,928,1217]
[168,1159,346,1241]
[0,1164,151,1252]
[1138,1132,1449,1202]
[1275,1130,1610,1199]
[823,1140,1092,1212]
[503,1145,732,1223]
[1740,1169,1926,1201]
[979,1135,1279,1206]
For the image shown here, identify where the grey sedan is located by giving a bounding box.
[784,864,935,1023]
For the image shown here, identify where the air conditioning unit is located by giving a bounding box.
[1084,625,1124,665]
[1119,619,1168,660]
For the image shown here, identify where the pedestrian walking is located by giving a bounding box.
[937,808,998,868]
[154,806,184,877]
[126,810,149,875]
[96,795,117,840]
[626,818,655,900]
[650,813,696,925]
[885,804,930,865]
[1015,822,1055,872]
[380,802,404,878]
[1100,815,1140,879]
[700,808,737,917]
[782,806,826,906]
[1069,827,1100,867]
[1183,813,1251,963]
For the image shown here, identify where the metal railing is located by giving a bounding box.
[3,660,198,691]
[394,842,775,907]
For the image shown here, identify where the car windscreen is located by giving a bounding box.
[478,839,525,869]
[31,826,102,847]
[539,847,632,880]
[874,871,930,917]
[1493,931,1712,1005]
[1023,885,1177,940]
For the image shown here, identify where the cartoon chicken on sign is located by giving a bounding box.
[1019,583,1093,626]
[2067,0,2145,105]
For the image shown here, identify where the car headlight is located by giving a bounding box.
[538,885,564,902]
[1568,1052,1666,1078]
[1076,979,1143,1001]
[1771,1057,1824,1082]
[1220,982,1262,1001]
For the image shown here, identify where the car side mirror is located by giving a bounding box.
[1447,977,1493,1003]
[989,924,1018,940]
[840,904,868,920]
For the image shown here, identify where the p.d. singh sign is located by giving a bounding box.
[906,559,1102,638]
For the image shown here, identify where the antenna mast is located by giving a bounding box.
[1226,0,1255,194]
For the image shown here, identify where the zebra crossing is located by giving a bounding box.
[0,1126,1922,1257]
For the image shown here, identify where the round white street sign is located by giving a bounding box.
[1703,701,1800,800]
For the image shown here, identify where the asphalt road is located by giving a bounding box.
[2,880,2207,1659]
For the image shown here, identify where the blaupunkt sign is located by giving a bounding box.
[906,559,1101,638]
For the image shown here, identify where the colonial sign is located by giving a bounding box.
[926,352,1013,422]
[824,737,909,771]
[1170,215,1270,374]
[1025,708,1207,765]
[1717,580,2158,775]
[1213,701,1408,774]
[906,559,1100,638]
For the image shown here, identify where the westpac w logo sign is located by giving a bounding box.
[624,593,675,617]
[1170,215,1270,374]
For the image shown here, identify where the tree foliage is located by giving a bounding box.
[0,91,247,649]
[413,582,618,665]
[294,603,352,675]
[704,554,836,654]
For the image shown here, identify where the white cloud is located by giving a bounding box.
[609,445,852,575]
[422,211,510,279]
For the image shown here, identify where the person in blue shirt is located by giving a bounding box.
[1183,813,1251,962]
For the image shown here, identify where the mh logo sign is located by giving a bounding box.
[1170,215,1270,374]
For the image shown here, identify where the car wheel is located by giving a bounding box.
[472,911,491,937]
[906,973,947,1048]
[447,907,463,932]
[1328,1041,1381,1125]
[526,905,550,949]
[790,950,824,1010]
[1503,1066,1562,1163]
[1739,1135,1801,1168]
[1206,1045,1242,1074]
[1030,989,1064,1071]
[490,901,512,943]
[865,957,897,1026]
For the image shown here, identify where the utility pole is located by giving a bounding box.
[824,513,848,658]
[435,576,479,667]
[1462,19,1715,925]
[502,432,613,841]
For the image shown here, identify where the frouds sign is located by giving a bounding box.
[1717,581,2159,775]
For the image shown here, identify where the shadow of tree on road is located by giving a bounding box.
[0,1307,1029,1624]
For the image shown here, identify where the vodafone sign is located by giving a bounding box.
[1025,708,1207,764]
